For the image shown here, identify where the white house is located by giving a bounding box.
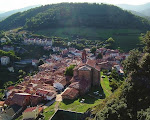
[3,46,14,51]
[23,106,43,120]
[1,56,10,65]
[0,38,7,43]
[53,82,64,91]
[23,38,52,46]
[36,89,56,100]
[46,91,56,100]
[46,39,53,46]
[113,65,124,75]
[110,50,119,57]
[52,47,60,52]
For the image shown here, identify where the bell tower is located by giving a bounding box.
[82,50,87,63]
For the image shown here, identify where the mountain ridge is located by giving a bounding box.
[0,5,40,21]
[0,3,149,31]
[117,2,150,11]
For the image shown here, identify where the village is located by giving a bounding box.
[0,35,129,120]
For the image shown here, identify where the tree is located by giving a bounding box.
[3,81,13,89]
[105,37,115,49]
[140,31,150,53]
[96,53,103,59]
[110,69,119,80]
[90,47,96,55]
[38,59,44,66]
[64,65,76,76]
[122,49,141,75]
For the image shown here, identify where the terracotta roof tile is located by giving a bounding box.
[62,88,79,99]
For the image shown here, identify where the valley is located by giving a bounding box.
[0,2,150,120]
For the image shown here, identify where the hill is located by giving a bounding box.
[0,5,40,21]
[0,3,149,30]
[117,2,150,12]
[141,8,150,17]
[0,3,150,51]
[117,3,150,19]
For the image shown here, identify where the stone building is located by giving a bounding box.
[72,59,100,95]
[63,50,100,99]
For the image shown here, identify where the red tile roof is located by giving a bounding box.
[62,88,79,99]
[86,59,100,71]
[24,107,37,113]
[69,82,80,90]
[0,101,4,106]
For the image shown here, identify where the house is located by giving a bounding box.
[1,56,10,65]
[113,65,124,75]
[46,39,53,46]
[68,47,76,52]
[0,101,4,113]
[11,93,31,106]
[109,50,119,57]
[98,61,112,70]
[62,49,69,55]
[71,50,82,56]
[30,95,42,106]
[62,88,79,100]
[53,82,64,91]
[36,89,56,100]
[23,106,43,120]
[46,91,56,100]
[3,46,14,51]
[0,38,7,43]
[52,47,60,52]
[23,38,52,46]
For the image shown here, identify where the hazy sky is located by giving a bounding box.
[0,0,150,12]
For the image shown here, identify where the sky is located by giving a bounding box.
[0,0,150,12]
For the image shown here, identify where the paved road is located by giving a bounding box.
[43,99,55,109]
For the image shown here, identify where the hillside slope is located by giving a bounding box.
[0,5,40,21]
[86,32,150,120]
[141,8,150,17]
[0,3,150,31]
[117,2,150,11]
[0,3,150,51]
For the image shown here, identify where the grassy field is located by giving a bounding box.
[59,72,112,113]
[35,27,146,51]
[101,72,112,96]
[43,102,56,120]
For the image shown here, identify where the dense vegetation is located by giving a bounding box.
[0,3,149,31]
[0,3,149,51]
[86,31,150,120]
[64,64,76,76]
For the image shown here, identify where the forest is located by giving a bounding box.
[0,3,149,31]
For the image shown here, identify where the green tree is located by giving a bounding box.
[141,31,150,53]
[38,59,44,66]
[3,81,13,89]
[96,53,103,59]
[110,69,119,80]
[105,37,115,49]
[90,47,96,55]
[122,49,141,75]
[64,65,76,76]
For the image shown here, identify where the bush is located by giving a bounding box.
[64,65,76,76]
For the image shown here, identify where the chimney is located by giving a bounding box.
[82,50,87,63]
